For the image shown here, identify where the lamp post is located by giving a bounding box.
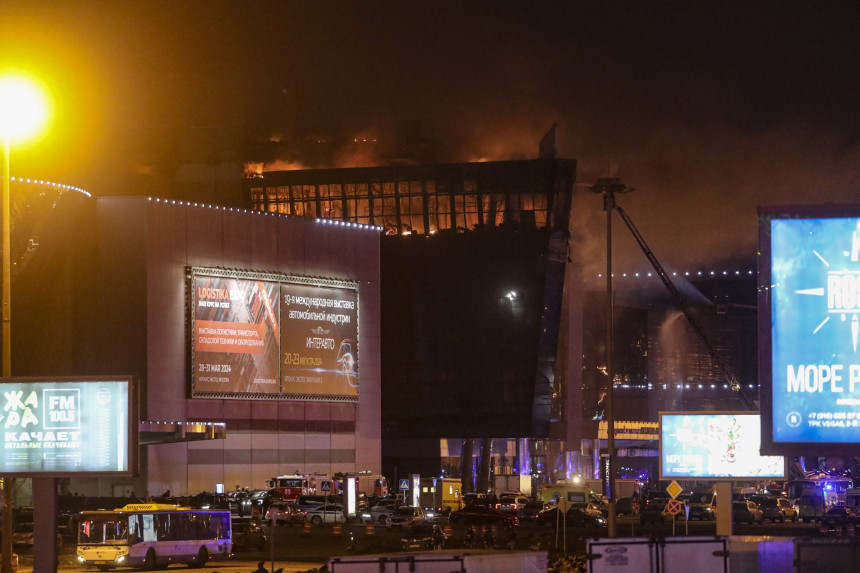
[0,72,50,573]
[590,177,632,538]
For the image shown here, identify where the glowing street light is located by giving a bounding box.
[0,70,51,573]
[0,71,51,375]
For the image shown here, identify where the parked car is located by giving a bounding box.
[520,500,550,522]
[264,501,306,525]
[249,488,283,514]
[232,519,268,551]
[732,501,763,524]
[12,523,34,547]
[461,493,491,507]
[777,498,798,523]
[640,500,668,524]
[449,504,519,527]
[364,501,399,524]
[535,507,606,528]
[496,496,530,514]
[615,496,639,516]
[821,506,858,532]
[304,504,345,526]
[750,496,783,523]
[227,490,253,517]
[387,506,426,528]
[295,494,332,510]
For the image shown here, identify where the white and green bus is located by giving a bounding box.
[76,503,232,570]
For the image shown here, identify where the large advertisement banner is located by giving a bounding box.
[660,412,785,480]
[0,378,133,475]
[769,216,860,445]
[190,269,359,400]
[280,282,359,398]
[192,275,281,394]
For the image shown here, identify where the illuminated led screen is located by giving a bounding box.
[763,213,860,449]
[659,412,785,480]
[0,377,134,475]
[190,268,359,400]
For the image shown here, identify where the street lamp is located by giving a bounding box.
[590,177,632,538]
[0,71,51,573]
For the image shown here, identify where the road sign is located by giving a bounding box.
[666,499,683,515]
[666,480,683,499]
[320,480,332,492]
[399,479,410,490]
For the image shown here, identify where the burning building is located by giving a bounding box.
[245,155,577,490]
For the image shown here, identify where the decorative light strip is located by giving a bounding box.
[597,270,755,278]
[145,197,383,232]
[602,383,760,390]
[11,176,91,198]
[315,217,384,232]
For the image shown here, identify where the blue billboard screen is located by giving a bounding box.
[769,216,860,445]
[660,412,785,480]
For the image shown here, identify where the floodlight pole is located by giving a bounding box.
[591,178,632,538]
[1,135,12,573]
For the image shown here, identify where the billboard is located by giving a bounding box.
[280,282,359,398]
[759,207,860,453]
[190,268,359,400]
[0,377,135,476]
[192,274,281,395]
[659,412,785,480]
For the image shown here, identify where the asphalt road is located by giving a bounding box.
[15,515,852,572]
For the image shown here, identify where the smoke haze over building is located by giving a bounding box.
[2,1,859,270]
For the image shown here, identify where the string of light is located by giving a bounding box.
[146,197,383,232]
[597,270,755,279]
[11,176,91,198]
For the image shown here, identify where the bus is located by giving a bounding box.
[76,503,232,570]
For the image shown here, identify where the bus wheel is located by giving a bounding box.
[145,549,158,570]
[195,547,208,567]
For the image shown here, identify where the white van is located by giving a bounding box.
[798,488,825,523]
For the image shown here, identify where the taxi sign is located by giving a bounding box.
[399,479,410,490]
[666,498,683,515]
[666,480,683,499]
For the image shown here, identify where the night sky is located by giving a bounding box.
[2,1,859,271]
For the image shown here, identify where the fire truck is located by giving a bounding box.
[265,473,338,500]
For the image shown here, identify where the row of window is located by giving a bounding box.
[249,181,549,235]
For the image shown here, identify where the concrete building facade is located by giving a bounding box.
[14,194,382,497]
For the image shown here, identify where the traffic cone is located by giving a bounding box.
[443,523,452,537]
[302,520,311,535]
[333,522,342,536]
[366,522,375,536]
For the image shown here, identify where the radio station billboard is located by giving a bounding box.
[190,268,359,400]
[0,377,135,475]
[659,412,785,480]
[759,208,860,453]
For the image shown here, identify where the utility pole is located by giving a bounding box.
[590,177,632,538]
